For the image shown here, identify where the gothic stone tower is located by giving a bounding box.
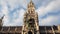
[22,0,39,34]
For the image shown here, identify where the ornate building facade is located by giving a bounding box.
[22,0,39,34]
[0,0,60,34]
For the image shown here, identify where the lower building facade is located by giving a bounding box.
[0,25,60,34]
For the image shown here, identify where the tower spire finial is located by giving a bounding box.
[30,0,32,3]
[30,0,32,2]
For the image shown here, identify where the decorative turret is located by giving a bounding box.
[0,16,4,26]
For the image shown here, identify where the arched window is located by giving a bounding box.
[28,18,35,24]
[28,31,32,34]
[28,18,35,27]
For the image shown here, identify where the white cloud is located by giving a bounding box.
[36,0,60,25]
[0,0,26,26]
[40,16,56,25]
[36,0,60,16]
[3,9,25,26]
[0,0,9,26]
[0,0,60,26]
[4,0,28,9]
[40,15,60,26]
[1,7,9,26]
[12,9,25,26]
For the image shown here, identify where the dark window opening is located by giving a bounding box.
[0,33,7,34]
[16,27,22,32]
[8,33,15,34]
[40,33,46,34]
[2,27,9,31]
[46,26,52,30]
[10,27,15,31]
[28,18,35,25]
[47,33,53,34]
[15,33,21,34]
[0,27,2,31]
[53,26,58,30]
[39,26,45,31]
[28,31,32,34]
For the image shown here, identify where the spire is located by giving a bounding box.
[30,0,32,2]
[28,0,35,8]
[27,0,35,14]
[30,0,33,3]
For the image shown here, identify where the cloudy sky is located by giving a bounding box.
[0,0,60,26]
